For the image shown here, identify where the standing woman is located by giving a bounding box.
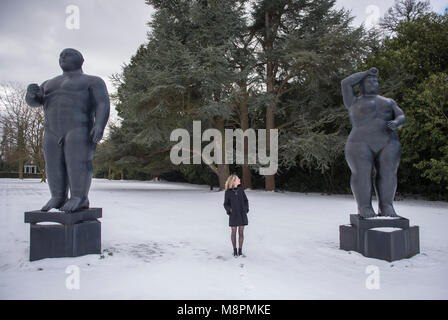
[223,174,249,257]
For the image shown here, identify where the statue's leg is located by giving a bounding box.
[345,141,376,217]
[60,127,93,212]
[41,129,68,211]
[375,140,401,217]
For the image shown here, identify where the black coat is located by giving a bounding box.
[223,185,249,226]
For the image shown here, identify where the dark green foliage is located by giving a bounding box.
[249,0,375,178]
[97,0,249,184]
[96,1,448,199]
[379,0,431,34]
[95,0,377,193]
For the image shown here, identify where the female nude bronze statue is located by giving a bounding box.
[341,67,405,218]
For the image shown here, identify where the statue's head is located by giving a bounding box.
[59,48,84,72]
[360,72,379,96]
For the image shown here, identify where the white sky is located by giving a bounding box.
[0,0,447,121]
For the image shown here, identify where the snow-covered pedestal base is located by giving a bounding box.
[340,214,420,262]
[24,208,102,261]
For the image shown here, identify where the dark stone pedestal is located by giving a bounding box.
[339,214,420,262]
[24,208,102,261]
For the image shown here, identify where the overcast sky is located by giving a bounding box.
[1,0,447,120]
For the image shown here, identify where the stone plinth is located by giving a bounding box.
[25,208,102,261]
[340,214,419,262]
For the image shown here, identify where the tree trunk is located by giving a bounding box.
[216,118,230,190]
[17,125,25,180]
[18,159,23,179]
[240,81,252,189]
[264,11,276,191]
[265,106,276,191]
[108,166,112,180]
[217,164,229,190]
[120,170,124,180]
[36,156,46,182]
[242,165,252,189]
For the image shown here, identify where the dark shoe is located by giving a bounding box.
[233,248,238,257]
[238,248,243,256]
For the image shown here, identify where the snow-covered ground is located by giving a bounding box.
[0,178,447,299]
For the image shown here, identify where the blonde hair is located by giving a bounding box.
[225,174,239,190]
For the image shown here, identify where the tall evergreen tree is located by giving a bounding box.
[108,0,378,193]
[249,0,375,190]
[111,0,248,189]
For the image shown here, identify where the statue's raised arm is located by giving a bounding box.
[341,67,378,109]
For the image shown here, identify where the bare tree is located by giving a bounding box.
[0,82,45,180]
[380,0,431,35]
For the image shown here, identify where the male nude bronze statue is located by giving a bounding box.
[341,67,405,218]
[26,48,110,212]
